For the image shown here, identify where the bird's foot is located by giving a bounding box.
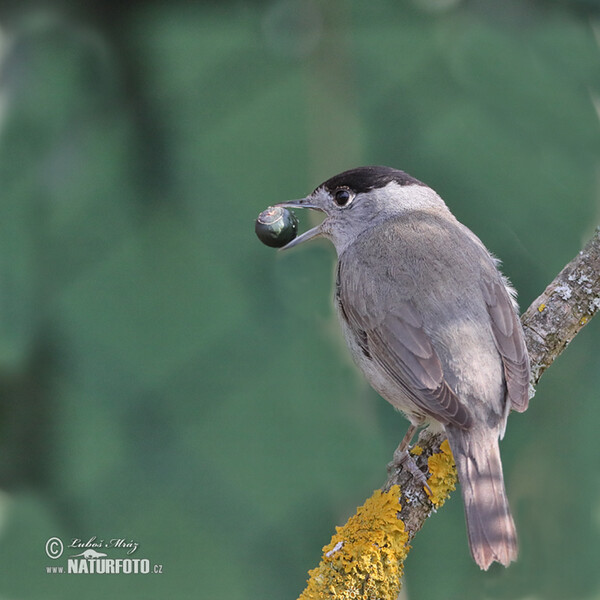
[387,424,432,494]
[388,447,432,495]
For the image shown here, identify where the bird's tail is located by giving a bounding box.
[446,428,518,570]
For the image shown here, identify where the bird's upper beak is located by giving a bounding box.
[275,197,325,250]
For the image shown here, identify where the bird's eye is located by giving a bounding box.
[333,188,353,207]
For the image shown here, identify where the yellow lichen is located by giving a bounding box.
[538,303,546,312]
[426,439,458,507]
[410,445,423,456]
[298,486,409,600]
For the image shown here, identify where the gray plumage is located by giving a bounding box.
[276,166,530,570]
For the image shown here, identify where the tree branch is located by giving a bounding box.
[521,226,600,384]
[297,227,600,600]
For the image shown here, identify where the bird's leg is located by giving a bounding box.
[394,423,418,456]
[388,424,432,494]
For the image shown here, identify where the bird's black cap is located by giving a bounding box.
[317,166,426,195]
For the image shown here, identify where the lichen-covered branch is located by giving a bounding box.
[297,227,600,600]
[521,226,600,384]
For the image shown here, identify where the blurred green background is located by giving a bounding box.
[0,0,598,598]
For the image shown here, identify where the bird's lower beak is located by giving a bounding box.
[275,198,324,250]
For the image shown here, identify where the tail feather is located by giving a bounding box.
[447,429,518,570]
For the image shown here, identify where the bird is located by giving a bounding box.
[275,165,530,570]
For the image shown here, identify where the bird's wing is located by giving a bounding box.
[481,276,530,412]
[337,265,472,428]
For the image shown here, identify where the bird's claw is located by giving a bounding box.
[388,447,432,495]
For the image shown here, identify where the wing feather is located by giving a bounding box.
[481,278,530,413]
[339,279,472,429]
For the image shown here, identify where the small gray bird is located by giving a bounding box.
[276,166,530,570]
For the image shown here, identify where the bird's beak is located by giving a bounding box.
[275,197,325,250]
